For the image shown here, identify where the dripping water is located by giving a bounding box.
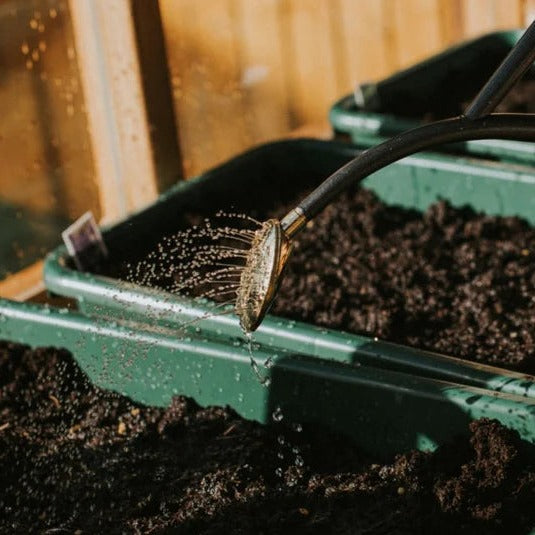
[128,212,306,482]
[126,211,274,384]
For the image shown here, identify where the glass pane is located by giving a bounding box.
[0,0,97,280]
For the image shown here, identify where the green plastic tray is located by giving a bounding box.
[43,139,535,399]
[330,30,535,164]
[3,297,535,460]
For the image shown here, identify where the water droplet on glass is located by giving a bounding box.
[272,406,283,422]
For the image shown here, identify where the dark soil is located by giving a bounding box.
[2,340,535,534]
[478,79,535,114]
[270,191,535,373]
[122,188,535,374]
[389,78,535,121]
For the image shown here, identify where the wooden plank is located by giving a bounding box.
[380,0,402,73]
[131,0,183,191]
[282,0,340,125]
[493,0,524,28]
[157,0,530,180]
[438,0,464,45]
[234,0,291,144]
[462,0,496,37]
[197,0,248,169]
[159,0,248,177]
[0,261,44,302]
[325,0,351,95]
[286,121,332,139]
[276,0,299,128]
[338,0,392,85]
[524,1,535,26]
[68,0,159,222]
[391,0,444,69]
[461,0,524,37]
[159,0,206,177]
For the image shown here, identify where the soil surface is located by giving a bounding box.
[123,189,535,374]
[270,191,535,373]
[2,340,535,534]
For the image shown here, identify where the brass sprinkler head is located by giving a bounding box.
[235,208,305,332]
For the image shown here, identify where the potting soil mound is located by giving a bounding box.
[1,340,535,534]
[270,191,535,373]
[124,190,535,374]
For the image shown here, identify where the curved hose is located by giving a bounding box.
[296,113,535,226]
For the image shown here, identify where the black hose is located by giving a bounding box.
[465,19,535,118]
[299,113,535,220]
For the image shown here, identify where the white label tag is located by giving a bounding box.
[61,211,108,271]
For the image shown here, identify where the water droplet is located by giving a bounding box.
[264,355,275,368]
[272,406,283,422]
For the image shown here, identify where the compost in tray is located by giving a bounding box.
[2,340,535,534]
[121,185,535,373]
[392,78,535,122]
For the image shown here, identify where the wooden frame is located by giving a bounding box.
[0,262,45,301]
[67,0,181,222]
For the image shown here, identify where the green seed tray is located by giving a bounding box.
[329,30,535,164]
[3,297,535,460]
[44,139,535,396]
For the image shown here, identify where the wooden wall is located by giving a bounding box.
[1,0,534,223]
[159,0,534,177]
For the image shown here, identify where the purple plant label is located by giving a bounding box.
[61,211,108,271]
